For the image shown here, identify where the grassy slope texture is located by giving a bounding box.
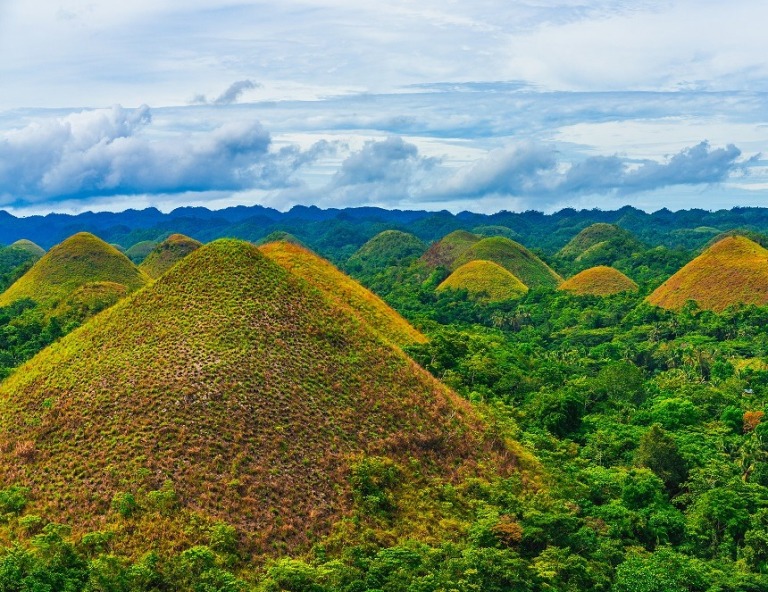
[421,230,480,268]
[558,266,638,296]
[438,260,528,302]
[347,230,426,271]
[139,233,202,279]
[454,236,563,289]
[557,223,638,259]
[0,232,148,308]
[260,241,426,347]
[0,239,512,556]
[648,235,768,311]
[0,240,45,292]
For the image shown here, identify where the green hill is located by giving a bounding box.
[260,241,427,347]
[648,235,768,311]
[0,232,148,309]
[0,240,45,293]
[0,239,512,557]
[347,230,426,272]
[125,240,159,264]
[454,237,562,289]
[421,230,480,268]
[472,225,521,240]
[438,260,528,302]
[559,266,638,296]
[255,230,305,247]
[139,233,202,279]
[9,239,45,258]
[558,223,643,266]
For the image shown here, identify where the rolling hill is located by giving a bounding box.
[0,232,148,309]
[260,241,427,347]
[139,233,202,279]
[647,235,768,311]
[558,266,638,296]
[0,239,513,556]
[421,230,480,268]
[454,237,563,289]
[438,260,528,302]
[347,230,426,272]
[0,240,46,293]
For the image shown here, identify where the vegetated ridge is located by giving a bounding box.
[558,266,639,296]
[260,241,427,347]
[420,230,480,268]
[347,230,426,271]
[438,260,528,302]
[139,233,202,279]
[0,239,512,556]
[647,235,768,311]
[0,232,148,309]
[454,236,563,289]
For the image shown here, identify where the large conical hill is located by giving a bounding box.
[454,236,563,289]
[260,241,426,347]
[438,260,528,302]
[0,232,148,309]
[647,235,768,311]
[0,239,511,555]
[138,233,202,279]
[347,230,426,272]
[421,230,480,268]
[559,266,638,296]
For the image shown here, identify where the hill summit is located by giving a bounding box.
[438,260,528,302]
[0,232,148,308]
[139,233,202,279]
[559,266,638,296]
[454,236,562,289]
[347,230,426,272]
[421,230,480,268]
[647,235,768,311]
[0,239,510,555]
[260,241,426,347]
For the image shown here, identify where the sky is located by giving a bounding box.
[0,0,767,215]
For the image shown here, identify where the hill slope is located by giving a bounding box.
[139,233,202,279]
[0,240,45,293]
[0,239,509,555]
[454,237,563,289]
[559,266,638,296]
[260,241,426,347]
[0,232,148,308]
[558,223,637,259]
[647,235,768,311]
[421,230,480,268]
[438,260,528,302]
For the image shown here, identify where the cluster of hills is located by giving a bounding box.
[0,208,767,584]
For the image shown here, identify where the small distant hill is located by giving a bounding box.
[139,234,202,279]
[454,237,562,289]
[347,230,426,272]
[421,230,480,268]
[558,223,644,267]
[0,232,148,309]
[260,241,427,347]
[472,225,521,240]
[0,239,512,555]
[52,281,129,324]
[254,230,304,247]
[647,235,768,311]
[559,266,638,296]
[0,240,46,293]
[125,240,159,264]
[438,260,528,302]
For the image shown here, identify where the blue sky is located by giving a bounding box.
[0,0,766,215]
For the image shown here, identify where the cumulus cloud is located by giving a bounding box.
[0,105,324,205]
[427,141,748,203]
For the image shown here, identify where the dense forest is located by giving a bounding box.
[0,208,764,591]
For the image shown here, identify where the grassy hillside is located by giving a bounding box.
[558,223,638,259]
[421,230,480,268]
[454,237,563,289]
[9,239,45,257]
[0,241,45,293]
[138,233,202,279]
[347,230,426,273]
[648,235,768,311]
[558,266,638,296]
[0,233,148,309]
[438,260,528,302]
[125,239,159,264]
[260,241,427,347]
[0,239,512,557]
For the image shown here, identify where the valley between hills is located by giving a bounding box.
[0,206,765,590]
